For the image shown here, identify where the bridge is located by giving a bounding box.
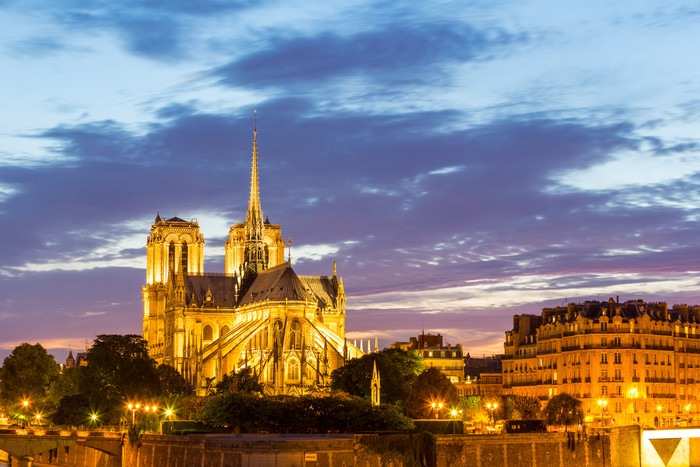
[0,428,122,467]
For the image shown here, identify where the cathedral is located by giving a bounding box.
[142,124,363,395]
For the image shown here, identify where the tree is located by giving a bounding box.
[503,395,541,420]
[543,393,583,431]
[406,368,459,419]
[84,334,160,402]
[80,334,160,423]
[50,394,94,427]
[330,349,422,405]
[458,396,489,425]
[214,367,262,395]
[46,366,87,410]
[0,343,60,406]
[157,364,193,397]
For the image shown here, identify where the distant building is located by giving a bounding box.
[455,354,503,397]
[64,350,87,369]
[391,333,465,383]
[503,298,700,427]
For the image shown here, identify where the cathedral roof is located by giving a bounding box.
[184,274,238,307]
[238,262,316,306]
[166,216,188,223]
[299,275,337,308]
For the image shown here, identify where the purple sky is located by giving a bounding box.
[3,1,700,364]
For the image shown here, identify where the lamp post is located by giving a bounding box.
[22,400,29,427]
[431,402,443,420]
[597,399,607,427]
[128,403,140,425]
[657,405,663,427]
[487,403,498,427]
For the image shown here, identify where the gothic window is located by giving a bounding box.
[169,241,176,271]
[288,360,299,380]
[290,320,302,350]
[273,320,284,346]
[203,324,213,341]
[221,325,230,336]
[181,241,188,272]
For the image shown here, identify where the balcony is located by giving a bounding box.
[570,377,582,383]
[632,377,640,382]
[599,377,610,382]
[585,377,591,382]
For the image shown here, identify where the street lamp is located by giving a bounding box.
[128,403,140,425]
[22,400,29,426]
[431,402,443,420]
[598,399,608,426]
[487,403,498,427]
[657,405,663,427]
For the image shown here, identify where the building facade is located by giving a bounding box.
[392,333,465,383]
[503,298,700,427]
[142,126,362,395]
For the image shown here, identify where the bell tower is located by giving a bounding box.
[143,215,204,362]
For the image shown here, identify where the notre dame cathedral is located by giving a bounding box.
[142,124,363,395]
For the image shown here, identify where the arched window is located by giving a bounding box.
[181,241,188,273]
[168,241,176,271]
[273,320,284,346]
[221,325,230,336]
[202,324,213,341]
[290,320,302,350]
[287,360,299,380]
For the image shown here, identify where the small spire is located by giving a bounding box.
[155,212,161,223]
[333,260,337,277]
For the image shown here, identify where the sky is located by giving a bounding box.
[2,0,700,364]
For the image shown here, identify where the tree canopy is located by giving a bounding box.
[330,349,423,404]
[84,334,160,402]
[406,367,459,419]
[196,393,414,433]
[0,343,60,406]
[157,364,193,397]
[543,393,583,430]
[214,367,262,395]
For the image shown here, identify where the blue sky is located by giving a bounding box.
[2,0,700,363]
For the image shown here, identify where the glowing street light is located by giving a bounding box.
[128,403,140,425]
[487,403,498,426]
[431,402,443,420]
[598,399,608,426]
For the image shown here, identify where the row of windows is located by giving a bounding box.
[422,350,462,358]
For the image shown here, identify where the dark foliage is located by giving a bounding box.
[543,393,583,430]
[213,367,262,394]
[406,368,459,419]
[84,334,160,403]
[157,364,193,397]
[330,349,422,404]
[196,393,414,433]
[50,394,94,427]
[0,343,60,405]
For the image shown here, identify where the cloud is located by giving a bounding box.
[212,21,525,89]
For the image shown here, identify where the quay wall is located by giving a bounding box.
[30,426,641,467]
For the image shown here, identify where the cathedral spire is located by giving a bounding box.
[244,111,266,275]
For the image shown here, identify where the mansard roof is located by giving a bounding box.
[238,262,316,306]
[184,273,238,307]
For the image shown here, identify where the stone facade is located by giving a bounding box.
[503,298,700,427]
